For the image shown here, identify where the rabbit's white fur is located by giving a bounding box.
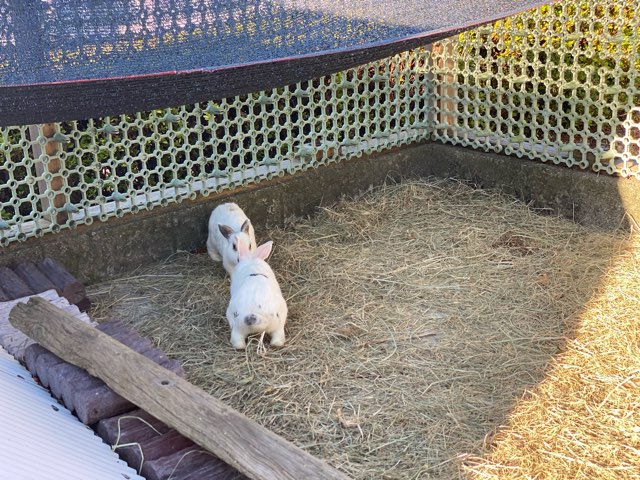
[206,203,256,274]
[226,240,287,349]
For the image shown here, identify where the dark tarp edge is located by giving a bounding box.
[0,1,554,127]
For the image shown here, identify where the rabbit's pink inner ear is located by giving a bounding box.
[253,241,273,261]
[236,236,250,257]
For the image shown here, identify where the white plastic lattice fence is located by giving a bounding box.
[0,0,638,246]
[0,51,431,246]
[431,0,639,175]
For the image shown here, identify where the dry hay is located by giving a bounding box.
[88,179,636,479]
[463,234,640,480]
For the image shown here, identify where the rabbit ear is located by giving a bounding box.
[218,224,234,239]
[240,219,251,234]
[236,236,251,257]
[252,241,273,261]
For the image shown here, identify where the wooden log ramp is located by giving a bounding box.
[10,297,350,480]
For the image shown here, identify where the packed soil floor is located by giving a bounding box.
[88,179,639,480]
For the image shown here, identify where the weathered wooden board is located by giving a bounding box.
[37,257,87,306]
[0,289,92,361]
[13,262,58,294]
[20,318,186,423]
[27,319,187,424]
[47,362,99,406]
[97,409,173,446]
[74,383,134,425]
[74,297,92,313]
[119,429,195,473]
[96,409,242,479]
[23,343,52,374]
[34,350,66,388]
[142,447,222,480]
[96,320,185,377]
[10,297,350,480]
[0,267,33,299]
[59,373,110,415]
[179,460,246,480]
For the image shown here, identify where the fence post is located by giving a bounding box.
[428,41,458,137]
[29,124,68,226]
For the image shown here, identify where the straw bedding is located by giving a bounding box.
[88,179,638,479]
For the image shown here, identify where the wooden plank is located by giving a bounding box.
[23,343,50,375]
[97,320,185,376]
[45,360,104,409]
[36,257,86,305]
[34,350,66,388]
[37,320,186,422]
[97,321,155,353]
[98,410,240,479]
[142,447,217,480]
[28,124,69,225]
[96,409,172,446]
[59,372,105,413]
[13,262,57,294]
[10,297,350,480]
[0,289,93,361]
[179,460,247,480]
[119,429,196,473]
[74,297,92,313]
[47,362,86,401]
[430,42,458,134]
[61,367,101,409]
[74,384,135,425]
[0,266,34,300]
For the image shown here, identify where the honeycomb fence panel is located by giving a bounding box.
[431,0,640,176]
[1,0,638,246]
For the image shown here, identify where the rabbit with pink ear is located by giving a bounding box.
[206,203,257,274]
[226,238,288,349]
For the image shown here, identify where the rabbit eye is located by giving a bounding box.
[232,243,237,251]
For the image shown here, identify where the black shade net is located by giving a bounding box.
[0,0,552,126]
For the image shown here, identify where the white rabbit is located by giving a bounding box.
[206,203,257,274]
[226,239,288,349]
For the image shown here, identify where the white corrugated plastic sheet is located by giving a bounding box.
[0,346,144,480]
